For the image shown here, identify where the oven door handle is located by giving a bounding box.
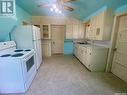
[23,53,35,62]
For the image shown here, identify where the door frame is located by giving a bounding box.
[106,12,127,72]
[51,24,65,55]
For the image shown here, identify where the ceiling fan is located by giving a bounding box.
[37,0,77,12]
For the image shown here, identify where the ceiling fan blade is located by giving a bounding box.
[63,5,74,11]
[37,4,51,7]
[62,0,77,3]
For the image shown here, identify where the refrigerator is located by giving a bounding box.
[11,25,42,70]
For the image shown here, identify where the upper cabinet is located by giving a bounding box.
[66,18,85,39]
[32,16,85,40]
[90,15,97,40]
[66,24,73,39]
[41,24,51,39]
[86,9,114,41]
[72,24,79,39]
[66,23,85,39]
[33,24,51,39]
[79,23,85,39]
[66,19,73,39]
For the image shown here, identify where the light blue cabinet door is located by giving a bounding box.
[64,41,73,54]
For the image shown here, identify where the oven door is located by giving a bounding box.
[22,53,36,83]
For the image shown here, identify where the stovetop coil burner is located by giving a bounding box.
[0,54,11,57]
[14,50,23,52]
[11,53,24,57]
[24,49,31,51]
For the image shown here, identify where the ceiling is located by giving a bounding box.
[16,0,127,20]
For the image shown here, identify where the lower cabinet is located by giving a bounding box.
[74,43,108,71]
[64,40,73,54]
[74,43,78,57]
[41,40,51,57]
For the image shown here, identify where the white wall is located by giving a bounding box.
[0,5,31,41]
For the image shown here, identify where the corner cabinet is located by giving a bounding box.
[89,9,114,40]
[41,24,51,39]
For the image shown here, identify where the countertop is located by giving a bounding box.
[75,43,109,49]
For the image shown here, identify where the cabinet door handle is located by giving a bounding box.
[113,48,117,51]
[53,41,55,44]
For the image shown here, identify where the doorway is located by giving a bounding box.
[111,14,127,83]
[51,25,65,55]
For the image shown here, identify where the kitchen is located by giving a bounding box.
[0,0,127,95]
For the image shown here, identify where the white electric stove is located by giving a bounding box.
[0,41,37,93]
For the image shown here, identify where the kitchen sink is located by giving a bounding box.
[77,42,90,44]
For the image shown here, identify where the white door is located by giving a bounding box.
[111,14,127,82]
[51,25,65,54]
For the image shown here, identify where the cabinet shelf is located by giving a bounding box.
[41,24,51,39]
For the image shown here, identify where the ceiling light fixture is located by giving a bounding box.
[59,11,62,13]
[50,4,62,14]
[50,8,53,12]
[55,8,58,13]
[52,4,56,9]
